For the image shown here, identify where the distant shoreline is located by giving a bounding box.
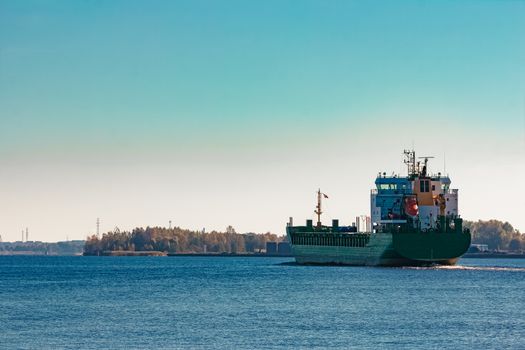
[167,253,293,257]
[83,251,293,257]
[2,252,524,259]
[462,253,525,259]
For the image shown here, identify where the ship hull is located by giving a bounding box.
[287,231,470,267]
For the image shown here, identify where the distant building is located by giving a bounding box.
[277,241,291,255]
[266,242,277,254]
[356,215,371,232]
[469,244,489,253]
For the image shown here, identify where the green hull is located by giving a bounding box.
[287,227,471,267]
[393,231,471,262]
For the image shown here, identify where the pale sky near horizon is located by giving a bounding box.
[1,0,524,242]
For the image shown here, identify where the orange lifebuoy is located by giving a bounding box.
[405,197,419,216]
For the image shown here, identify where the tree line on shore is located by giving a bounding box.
[83,226,284,255]
[465,220,523,251]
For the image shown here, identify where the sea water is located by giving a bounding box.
[0,256,524,349]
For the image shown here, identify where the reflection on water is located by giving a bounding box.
[280,258,525,272]
[404,264,525,272]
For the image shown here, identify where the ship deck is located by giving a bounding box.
[287,226,371,248]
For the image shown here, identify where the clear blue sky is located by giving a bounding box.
[1,0,524,241]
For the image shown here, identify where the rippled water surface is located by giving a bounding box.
[1,256,524,349]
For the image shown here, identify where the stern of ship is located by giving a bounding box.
[392,230,471,265]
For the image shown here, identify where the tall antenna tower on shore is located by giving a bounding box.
[96,218,100,238]
[169,220,172,229]
[25,228,28,242]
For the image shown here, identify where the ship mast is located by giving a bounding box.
[314,189,328,228]
[404,149,417,176]
[315,189,322,228]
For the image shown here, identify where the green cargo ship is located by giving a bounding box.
[286,150,471,266]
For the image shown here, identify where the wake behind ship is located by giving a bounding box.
[286,150,471,266]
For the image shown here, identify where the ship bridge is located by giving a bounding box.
[371,171,458,231]
[374,176,412,195]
